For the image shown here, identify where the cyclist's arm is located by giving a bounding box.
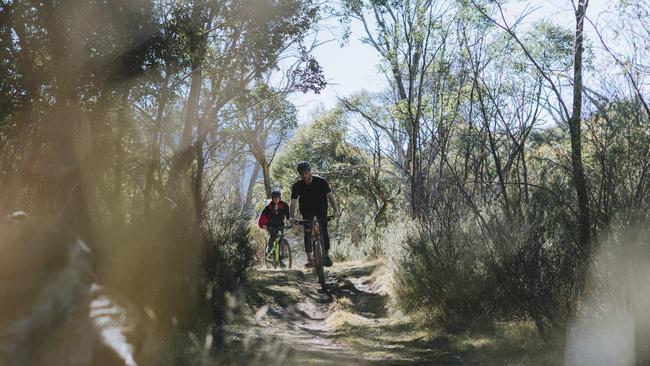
[327,192,340,216]
[289,198,298,220]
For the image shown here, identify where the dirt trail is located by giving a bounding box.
[215,261,473,365]
[214,255,558,366]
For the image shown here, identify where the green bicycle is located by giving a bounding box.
[264,227,292,269]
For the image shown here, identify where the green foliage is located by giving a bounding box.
[393,181,494,330]
[272,108,402,257]
[394,182,584,335]
[203,202,256,329]
[272,108,355,191]
[230,84,298,136]
[330,0,644,339]
[522,21,574,72]
[393,95,650,336]
[583,99,650,226]
[0,0,322,363]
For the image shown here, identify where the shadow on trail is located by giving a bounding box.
[328,269,389,319]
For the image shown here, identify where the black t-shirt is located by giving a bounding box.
[291,175,332,218]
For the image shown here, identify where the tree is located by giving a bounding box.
[231,84,298,200]
[470,0,592,269]
[0,1,324,362]
[339,0,456,217]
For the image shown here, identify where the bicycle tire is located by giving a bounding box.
[273,240,280,269]
[280,239,292,269]
[264,238,279,270]
[313,239,326,289]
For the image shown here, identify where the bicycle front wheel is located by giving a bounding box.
[312,239,326,289]
[273,242,280,269]
[280,239,292,269]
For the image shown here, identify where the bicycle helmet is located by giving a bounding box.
[271,190,281,198]
[296,161,311,173]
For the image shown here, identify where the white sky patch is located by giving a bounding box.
[288,17,383,124]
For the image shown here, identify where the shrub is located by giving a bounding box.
[202,203,255,330]
[393,182,586,336]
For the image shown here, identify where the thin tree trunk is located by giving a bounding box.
[193,141,205,224]
[112,92,130,230]
[144,74,170,221]
[569,0,591,254]
[261,161,272,199]
[169,65,202,192]
[168,1,209,195]
[243,163,261,214]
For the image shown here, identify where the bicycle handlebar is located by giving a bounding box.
[292,215,335,226]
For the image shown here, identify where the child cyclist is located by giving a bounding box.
[258,190,290,265]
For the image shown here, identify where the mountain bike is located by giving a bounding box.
[264,227,292,270]
[294,216,334,290]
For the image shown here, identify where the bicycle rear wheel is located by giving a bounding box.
[312,239,326,289]
[280,239,292,269]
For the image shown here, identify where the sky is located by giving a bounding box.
[289,0,613,124]
[288,18,384,124]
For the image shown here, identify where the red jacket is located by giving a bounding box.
[258,200,290,228]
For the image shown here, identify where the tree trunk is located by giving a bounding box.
[569,0,591,255]
[249,137,272,199]
[112,92,130,230]
[144,74,170,222]
[261,162,272,199]
[243,162,261,214]
[409,119,423,217]
[193,141,205,224]
[168,1,208,196]
[40,0,93,241]
[169,64,202,194]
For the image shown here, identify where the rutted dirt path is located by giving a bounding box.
[227,267,373,365]
[214,260,557,365]
[215,261,468,365]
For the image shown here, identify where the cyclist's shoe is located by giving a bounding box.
[279,260,286,268]
[304,260,314,268]
[324,256,333,267]
[265,251,273,261]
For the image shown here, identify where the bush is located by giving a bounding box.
[393,182,586,336]
[394,222,496,331]
[202,203,255,331]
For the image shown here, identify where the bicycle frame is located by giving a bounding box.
[307,221,321,241]
[295,217,328,242]
[265,226,292,269]
[294,216,334,290]
[272,228,285,264]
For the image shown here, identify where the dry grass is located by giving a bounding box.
[326,311,375,329]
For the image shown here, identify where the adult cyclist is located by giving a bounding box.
[289,161,340,268]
